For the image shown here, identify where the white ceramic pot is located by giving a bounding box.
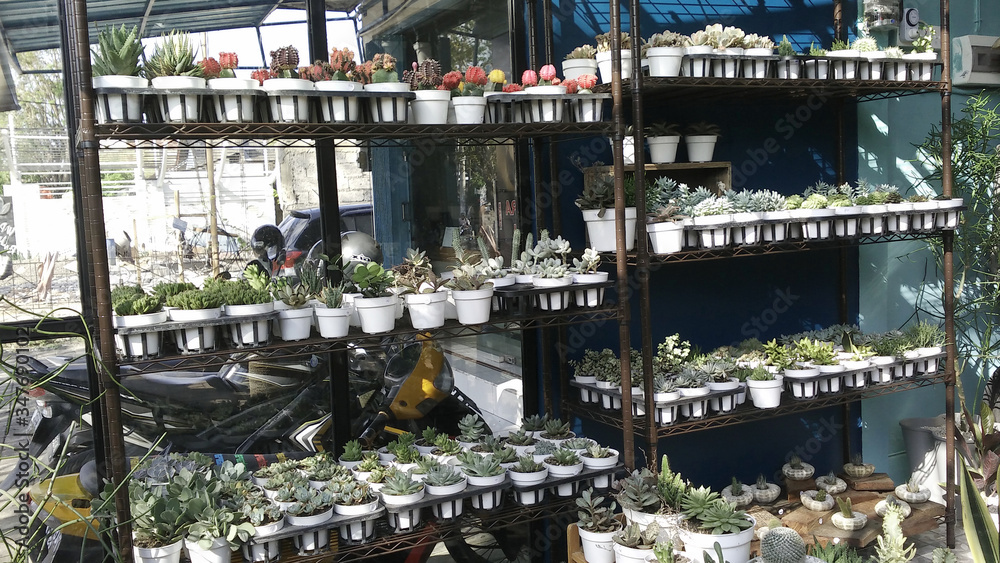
[170,307,222,353]
[860,52,886,80]
[563,58,599,81]
[583,207,637,251]
[452,287,494,324]
[679,515,755,563]
[831,511,867,531]
[208,78,258,123]
[579,528,618,563]
[686,135,718,162]
[405,291,448,329]
[426,479,468,519]
[261,78,314,122]
[894,484,931,503]
[134,539,183,563]
[151,76,206,122]
[509,467,548,487]
[646,46,684,77]
[524,85,567,122]
[776,57,802,79]
[622,136,636,164]
[828,50,860,79]
[364,82,410,123]
[747,378,782,409]
[184,537,230,563]
[572,271,609,308]
[93,75,148,123]
[648,220,684,254]
[532,276,573,310]
[682,46,713,77]
[315,80,360,122]
[711,47,744,78]
[354,295,397,334]
[334,500,380,541]
[315,306,350,338]
[596,50,632,83]
[277,307,313,341]
[743,48,774,78]
[466,473,506,509]
[114,311,168,359]
[452,96,487,124]
[648,135,681,164]
[411,89,451,124]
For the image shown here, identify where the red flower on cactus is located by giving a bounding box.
[250,68,276,85]
[502,83,523,93]
[442,71,463,91]
[539,64,557,81]
[521,69,538,87]
[562,78,579,94]
[199,57,222,79]
[465,66,488,86]
[577,73,598,90]
[219,52,238,69]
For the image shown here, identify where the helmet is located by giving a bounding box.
[250,225,286,264]
[303,231,383,279]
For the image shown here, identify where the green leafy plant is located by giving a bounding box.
[521,414,548,432]
[330,479,375,506]
[565,45,598,59]
[457,414,486,442]
[545,448,581,467]
[511,455,545,473]
[351,262,395,298]
[576,488,621,533]
[461,455,505,478]
[341,440,364,462]
[184,499,256,551]
[777,35,796,57]
[380,472,424,496]
[92,24,145,76]
[542,418,573,439]
[614,521,659,549]
[835,496,854,518]
[144,31,203,78]
[505,430,535,446]
[658,456,689,511]
[165,288,223,310]
[423,465,465,487]
[614,468,662,513]
[113,292,163,316]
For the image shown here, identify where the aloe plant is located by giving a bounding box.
[92,24,144,77]
[144,31,203,78]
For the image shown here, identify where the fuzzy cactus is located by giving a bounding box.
[760,527,807,563]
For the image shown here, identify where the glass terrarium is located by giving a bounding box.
[863,0,900,30]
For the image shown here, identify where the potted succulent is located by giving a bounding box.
[904,22,938,81]
[314,47,360,123]
[448,263,494,325]
[239,496,284,563]
[796,193,834,240]
[682,28,714,77]
[648,201,687,256]
[904,320,946,373]
[782,454,816,481]
[690,196,734,249]
[91,24,146,124]
[393,248,448,329]
[415,427,443,455]
[259,46,313,122]
[646,123,682,164]
[543,448,584,496]
[816,471,848,494]
[721,477,753,507]
[219,281,273,347]
[582,444,620,489]
[271,281,313,341]
[448,66,490,124]
[313,284,350,338]
[614,522,659,563]
[752,474,781,504]
[853,33,885,80]
[503,430,538,457]
[742,34,776,78]
[520,413,548,438]
[521,65,567,123]
[508,455,548,505]
[144,31,206,123]
[678,487,755,563]
[203,52,258,123]
[338,440,370,470]
[456,414,486,449]
[576,175,638,252]
[804,42,829,79]
[183,500,256,563]
[403,59,450,124]
[350,262,396,334]
[874,494,912,518]
[285,488,336,552]
[379,471,425,531]
[166,288,224,353]
[571,247,608,307]
[577,488,622,563]
[746,366,782,409]
[130,488,186,563]
[685,122,721,163]
[538,418,576,446]
[423,465,468,519]
[330,479,380,542]
[460,454,507,509]
[775,35,801,79]
[894,475,931,504]
[800,488,835,512]
[430,435,464,465]
[827,38,860,80]
[831,496,867,531]
[361,53,409,122]
[563,45,599,80]
[595,31,632,82]
[705,24,746,78]
[408,455,441,482]
[112,286,167,360]
[646,31,686,77]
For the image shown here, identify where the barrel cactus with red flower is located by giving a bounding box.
[218,52,238,78]
[199,57,222,79]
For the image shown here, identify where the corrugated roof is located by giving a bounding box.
[1,0,354,54]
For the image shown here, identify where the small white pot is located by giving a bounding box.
[353,295,397,334]
[314,306,350,338]
[828,50,860,79]
[452,96,487,124]
[524,85,567,122]
[262,78,314,122]
[747,378,782,409]
[832,511,868,531]
[93,75,148,123]
[742,48,774,78]
[411,89,451,124]
[277,307,313,341]
[679,516,754,563]
[904,52,937,81]
[582,207,637,251]
[315,80,361,123]
[776,57,802,79]
[582,448,619,488]
[151,76,206,122]
[800,490,836,511]
[532,276,573,310]
[543,461,584,496]
[364,82,410,123]
[466,473,506,509]
[170,307,222,353]
[752,483,781,504]
[426,479,468,519]
[452,287,494,324]
[579,528,618,563]
[334,500,380,541]
[596,50,632,83]
[208,78,258,123]
[894,484,931,503]
[686,135,718,162]
[134,539,183,563]
[405,291,448,329]
[573,271,609,308]
[563,58,599,81]
[682,46,713,77]
[648,220,684,254]
[114,311,168,360]
[860,52,886,80]
[648,135,681,164]
[184,537,230,563]
[711,47,744,78]
[646,46,684,77]
[804,59,830,79]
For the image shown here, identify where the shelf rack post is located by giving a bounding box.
[938,0,956,547]
[68,0,135,558]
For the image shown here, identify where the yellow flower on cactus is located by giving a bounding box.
[488,69,505,84]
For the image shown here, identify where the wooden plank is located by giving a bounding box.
[842,472,895,491]
[567,523,586,563]
[784,477,817,501]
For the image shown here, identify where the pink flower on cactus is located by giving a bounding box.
[562,78,579,94]
[539,64,557,81]
[219,52,238,69]
[442,70,463,91]
[521,69,538,87]
[199,57,221,79]
[465,66,488,86]
[577,73,598,90]
[502,83,523,93]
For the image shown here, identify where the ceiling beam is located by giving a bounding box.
[139,0,157,36]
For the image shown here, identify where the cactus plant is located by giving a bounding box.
[759,526,807,563]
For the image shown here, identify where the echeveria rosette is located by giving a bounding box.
[199,57,222,79]
[487,69,506,92]
[219,52,238,78]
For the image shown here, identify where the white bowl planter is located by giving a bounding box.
[686,135,718,162]
[533,276,573,310]
[776,57,801,79]
[894,484,931,504]
[452,96,487,124]
[364,82,410,122]
[721,484,754,507]
[544,459,584,496]
[262,78,314,122]
[583,207,637,251]
[151,76,206,123]
[648,135,681,164]
[226,302,274,347]
[647,46,684,77]
[277,307,313,341]
[679,515,755,563]
[382,489,425,531]
[426,479,468,519]
[207,78,258,123]
[816,476,848,494]
[315,306,350,338]
[411,89,451,124]
[648,220,684,254]
[682,46,713,77]
[800,490,835,512]
[135,539,183,563]
[452,286,494,324]
[170,307,223,353]
[828,50,860,79]
[184,537,230,563]
[354,296,397,334]
[578,527,618,563]
[524,85,567,122]
[334,500,380,541]
[843,462,875,478]
[831,510,867,531]
[563,58,599,81]
[711,48,744,78]
[405,291,448,329]
[596,50,632,83]
[93,75,147,124]
[315,80,360,122]
[114,311,168,360]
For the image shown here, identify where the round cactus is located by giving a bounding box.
[760,527,807,563]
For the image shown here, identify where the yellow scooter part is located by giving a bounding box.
[388,339,449,421]
[28,474,99,540]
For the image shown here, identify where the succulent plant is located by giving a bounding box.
[647,31,687,48]
[432,435,463,456]
[380,471,424,496]
[521,414,548,432]
[341,440,364,462]
[542,418,573,439]
[545,449,581,467]
[411,456,442,475]
[931,548,957,563]
[614,521,659,549]
[577,488,621,533]
[457,414,486,442]
[743,33,775,49]
[836,496,854,518]
[355,452,381,472]
[691,196,735,218]
[461,454,505,478]
[760,526,807,563]
[402,59,443,90]
[113,293,164,316]
[330,479,375,506]
[584,444,613,459]
[815,488,828,502]
[143,31,204,79]
[575,177,616,214]
[595,31,632,52]
[269,46,300,78]
[874,504,915,563]
[777,35,796,56]
[273,281,310,308]
[572,248,602,275]
[352,262,396,298]
[504,430,536,447]
[531,441,558,457]
[565,45,598,59]
[92,24,145,77]
[492,446,518,464]
[614,468,662,513]
[511,455,545,473]
[423,465,465,487]
[756,474,770,490]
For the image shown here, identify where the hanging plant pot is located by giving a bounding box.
[405,292,448,329]
[170,307,222,353]
[364,82,411,123]
[277,307,314,341]
[563,58,599,80]
[334,500,380,542]
[315,80,361,122]
[647,46,684,77]
[151,76,206,123]
[426,479,468,519]
[353,296,397,334]
[226,302,274,348]
[573,271,609,308]
[533,276,573,310]
[596,50,632,83]
[93,75,148,124]
[184,537,230,563]
[524,85,567,122]
[452,96,488,124]
[207,78,259,123]
[114,311,168,360]
[685,135,718,162]
[314,306,351,338]
[582,207,637,252]
[262,78,314,122]
[411,89,451,124]
[452,287,494,325]
[648,135,681,164]
[134,539,183,563]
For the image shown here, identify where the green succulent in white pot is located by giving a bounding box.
[576,176,638,252]
[91,24,147,123]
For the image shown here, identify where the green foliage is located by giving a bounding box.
[111,284,145,306]
[113,292,163,316]
[153,282,197,299]
[614,521,659,548]
[931,548,957,563]
[330,479,375,506]
[432,435,463,455]
[835,496,853,518]
[614,468,662,513]
[511,455,545,473]
[92,24,144,76]
[542,418,573,439]
[778,35,796,56]
[273,281,310,308]
[808,539,866,563]
[351,262,395,298]
[381,472,423,496]
[320,284,345,308]
[341,440,363,462]
[903,320,946,348]
[166,289,223,310]
[457,414,486,442]
[658,456,689,511]
[218,281,271,306]
[144,31,204,78]
[461,455,505,477]
[520,414,548,432]
[423,465,465,487]
[959,458,1000,563]
[546,448,581,467]
[505,430,535,446]
[576,488,620,533]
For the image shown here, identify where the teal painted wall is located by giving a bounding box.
[857,0,1000,482]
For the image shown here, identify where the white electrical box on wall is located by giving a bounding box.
[953,35,1000,87]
